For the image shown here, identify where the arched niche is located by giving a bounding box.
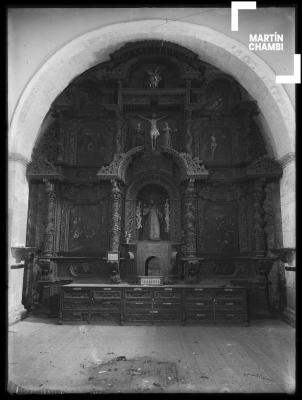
[124,172,181,243]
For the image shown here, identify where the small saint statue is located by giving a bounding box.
[137,113,168,151]
[133,122,144,147]
[161,122,178,148]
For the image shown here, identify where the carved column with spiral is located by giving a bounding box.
[43,179,56,257]
[110,179,122,252]
[184,179,197,258]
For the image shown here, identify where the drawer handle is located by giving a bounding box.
[135,302,144,305]
[224,289,234,292]
[73,288,82,291]
[196,314,206,317]
[225,302,234,306]
[103,288,112,291]
[163,303,172,305]
[133,288,142,291]
[194,289,204,292]
[196,303,205,306]
[164,288,172,291]
[150,310,158,314]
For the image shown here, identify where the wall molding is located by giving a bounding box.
[8,152,30,167]
[278,152,295,169]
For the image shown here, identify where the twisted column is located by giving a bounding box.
[184,179,197,257]
[43,179,56,257]
[253,178,266,256]
[110,179,122,252]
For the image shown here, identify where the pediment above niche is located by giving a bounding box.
[97,147,209,183]
[126,151,178,181]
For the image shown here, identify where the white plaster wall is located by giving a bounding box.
[8,159,29,322]
[280,161,296,248]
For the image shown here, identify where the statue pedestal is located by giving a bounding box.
[136,241,182,282]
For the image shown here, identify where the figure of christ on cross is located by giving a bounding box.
[136,113,168,151]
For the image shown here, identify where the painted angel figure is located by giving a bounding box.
[137,113,168,150]
[146,66,162,88]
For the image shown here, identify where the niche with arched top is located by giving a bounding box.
[136,184,170,241]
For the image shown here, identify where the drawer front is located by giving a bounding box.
[153,312,182,322]
[125,288,152,299]
[214,301,246,312]
[185,301,213,310]
[153,301,181,311]
[90,311,120,321]
[154,288,182,300]
[185,288,213,300]
[63,299,90,309]
[214,289,246,300]
[215,313,248,322]
[63,288,90,298]
[124,313,153,323]
[62,310,89,321]
[92,288,122,299]
[124,301,152,311]
[185,311,214,321]
[91,299,121,310]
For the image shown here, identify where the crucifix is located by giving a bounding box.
[137,113,168,150]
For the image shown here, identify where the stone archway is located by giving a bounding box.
[9,19,294,160]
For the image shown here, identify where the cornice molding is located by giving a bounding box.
[8,153,30,166]
[278,152,295,169]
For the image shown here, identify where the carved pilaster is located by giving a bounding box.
[43,179,56,257]
[196,197,206,252]
[185,108,193,155]
[115,111,124,154]
[183,179,197,257]
[110,179,122,252]
[263,182,275,251]
[253,178,266,256]
[238,197,249,252]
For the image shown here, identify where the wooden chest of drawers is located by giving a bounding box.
[184,287,248,325]
[59,284,248,325]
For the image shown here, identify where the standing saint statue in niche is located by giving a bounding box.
[161,122,178,148]
[137,113,168,151]
[140,200,163,240]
